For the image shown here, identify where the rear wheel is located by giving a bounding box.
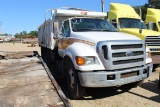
[41,46,45,59]
[64,57,86,99]
[46,48,52,64]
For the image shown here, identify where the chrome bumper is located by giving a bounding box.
[78,63,153,87]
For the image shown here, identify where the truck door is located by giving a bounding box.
[58,20,71,51]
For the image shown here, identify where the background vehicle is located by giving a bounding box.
[108,3,160,66]
[0,38,3,43]
[38,7,152,99]
[146,8,160,32]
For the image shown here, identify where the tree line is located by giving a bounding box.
[134,0,160,20]
[14,30,38,38]
[0,30,38,38]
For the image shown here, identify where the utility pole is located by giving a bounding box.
[101,0,104,12]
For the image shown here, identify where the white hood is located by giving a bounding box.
[71,31,142,44]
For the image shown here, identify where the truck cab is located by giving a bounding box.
[108,3,160,64]
[38,8,152,99]
[146,8,160,32]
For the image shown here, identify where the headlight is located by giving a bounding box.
[75,56,99,66]
[85,57,95,65]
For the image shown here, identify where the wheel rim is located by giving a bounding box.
[68,68,74,89]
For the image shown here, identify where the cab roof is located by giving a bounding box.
[146,8,160,22]
[108,3,140,19]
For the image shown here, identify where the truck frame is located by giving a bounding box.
[38,7,152,99]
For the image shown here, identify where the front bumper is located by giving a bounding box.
[78,63,153,87]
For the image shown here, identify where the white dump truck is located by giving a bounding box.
[38,8,152,99]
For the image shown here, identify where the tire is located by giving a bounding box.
[49,47,60,64]
[153,64,159,71]
[41,47,48,62]
[46,48,52,64]
[41,46,44,59]
[64,57,86,99]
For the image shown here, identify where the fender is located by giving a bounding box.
[64,42,105,71]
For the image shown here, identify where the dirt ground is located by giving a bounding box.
[0,43,160,107]
[0,42,41,54]
[0,43,65,107]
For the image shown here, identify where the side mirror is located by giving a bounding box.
[148,22,153,30]
[139,21,144,34]
[53,21,59,37]
[109,20,120,31]
[59,33,65,37]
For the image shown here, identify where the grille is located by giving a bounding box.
[145,36,160,46]
[113,58,144,65]
[97,40,145,70]
[111,44,142,50]
[112,51,143,57]
[150,49,160,51]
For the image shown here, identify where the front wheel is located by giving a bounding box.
[153,64,159,71]
[64,57,86,99]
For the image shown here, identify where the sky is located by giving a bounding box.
[0,0,148,35]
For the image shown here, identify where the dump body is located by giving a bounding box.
[38,8,152,99]
[108,3,160,64]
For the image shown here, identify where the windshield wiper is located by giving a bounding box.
[74,28,118,32]
[76,28,93,31]
[101,29,118,32]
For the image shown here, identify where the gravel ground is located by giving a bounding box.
[0,43,160,107]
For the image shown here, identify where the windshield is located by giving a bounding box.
[71,18,118,32]
[158,22,160,27]
[119,18,146,29]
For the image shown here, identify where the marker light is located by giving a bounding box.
[76,57,85,65]
[81,12,87,15]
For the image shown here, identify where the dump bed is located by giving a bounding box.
[38,8,106,50]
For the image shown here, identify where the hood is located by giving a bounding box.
[71,31,142,44]
[121,28,160,39]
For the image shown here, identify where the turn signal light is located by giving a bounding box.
[76,57,85,65]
